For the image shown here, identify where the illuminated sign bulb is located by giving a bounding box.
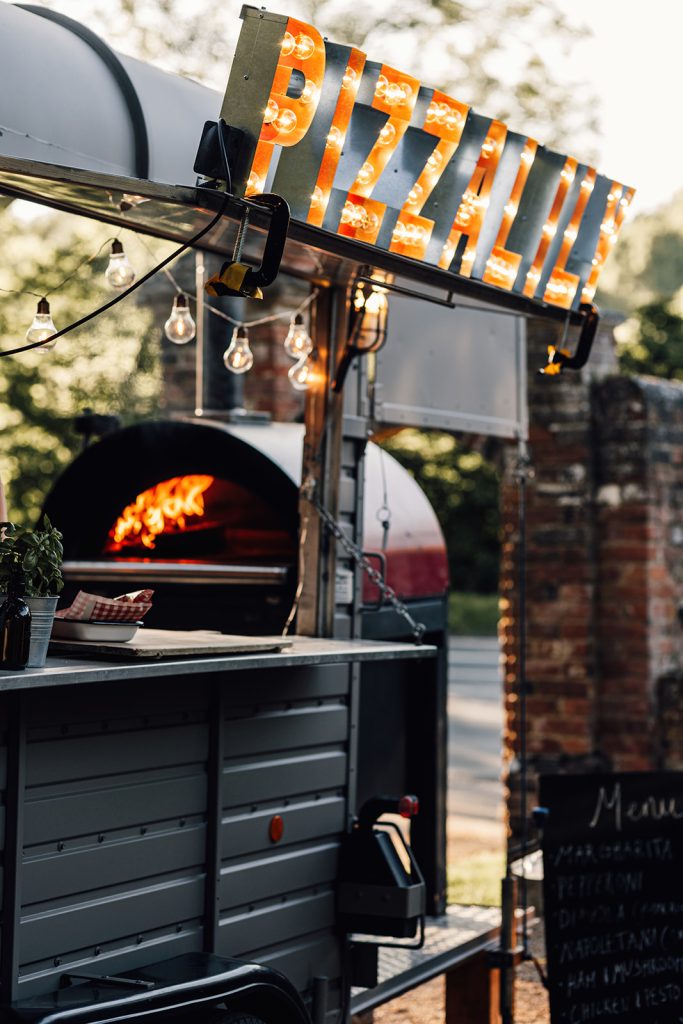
[481,136,496,159]
[275,108,298,134]
[564,227,578,242]
[407,183,424,206]
[560,167,575,183]
[385,81,406,105]
[310,186,324,209]
[356,161,376,186]
[486,255,516,286]
[581,178,595,193]
[362,209,379,233]
[607,192,615,202]
[342,65,358,90]
[264,98,279,124]
[504,201,517,217]
[542,222,557,239]
[374,74,388,100]
[445,109,461,132]
[526,267,541,283]
[442,241,455,264]
[378,122,397,146]
[246,171,263,194]
[326,125,343,149]
[600,221,615,236]
[427,149,443,172]
[281,31,295,56]
[300,80,318,104]
[521,149,534,166]
[294,33,316,60]
[223,326,253,375]
[620,195,631,207]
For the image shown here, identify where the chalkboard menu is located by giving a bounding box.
[540,772,683,1024]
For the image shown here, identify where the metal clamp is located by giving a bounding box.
[539,302,600,375]
[205,193,290,299]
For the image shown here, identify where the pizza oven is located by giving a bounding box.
[42,418,449,634]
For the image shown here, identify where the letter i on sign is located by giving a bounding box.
[523,157,578,298]
[307,48,366,226]
[439,120,508,275]
[338,64,420,245]
[245,17,326,197]
[390,90,470,261]
[581,183,634,303]
[481,138,538,290]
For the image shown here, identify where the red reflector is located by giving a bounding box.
[399,795,419,818]
[269,814,284,843]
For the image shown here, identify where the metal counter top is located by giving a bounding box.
[0,636,436,692]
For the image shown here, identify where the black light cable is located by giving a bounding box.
[0,120,235,359]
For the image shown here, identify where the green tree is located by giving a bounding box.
[616,299,683,381]
[380,430,501,593]
[45,0,598,153]
[597,189,683,314]
[0,206,162,524]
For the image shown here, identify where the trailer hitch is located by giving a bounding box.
[338,794,426,948]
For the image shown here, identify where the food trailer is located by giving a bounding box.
[0,4,633,1023]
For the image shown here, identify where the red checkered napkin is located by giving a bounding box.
[56,589,154,622]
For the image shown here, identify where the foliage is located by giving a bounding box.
[616,299,683,382]
[447,850,505,906]
[0,516,64,596]
[598,189,683,314]
[379,430,501,593]
[448,592,499,636]
[44,0,599,155]
[0,206,162,525]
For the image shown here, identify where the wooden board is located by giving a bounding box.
[49,628,292,660]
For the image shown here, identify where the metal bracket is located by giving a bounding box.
[204,193,290,299]
[539,302,600,375]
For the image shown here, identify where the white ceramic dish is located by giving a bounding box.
[51,619,142,643]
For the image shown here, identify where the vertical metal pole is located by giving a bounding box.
[1,692,26,999]
[195,251,205,418]
[203,678,224,953]
[499,873,518,1024]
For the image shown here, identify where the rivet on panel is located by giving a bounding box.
[179,818,186,827]
[94,947,101,956]
[140,827,147,835]
[53,958,62,967]
[97,834,104,843]
[57,841,65,852]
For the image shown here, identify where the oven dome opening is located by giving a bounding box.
[103,474,294,563]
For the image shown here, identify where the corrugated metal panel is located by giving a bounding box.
[219,665,350,987]
[221,796,345,859]
[218,892,335,955]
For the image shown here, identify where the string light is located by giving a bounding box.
[104,240,136,290]
[288,354,313,390]
[284,312,313,359]
[25,298,57,351]
[164,293,196,344]
[223,325,254,374]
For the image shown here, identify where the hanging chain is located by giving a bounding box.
[303,478,426,644]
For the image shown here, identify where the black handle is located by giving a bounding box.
[243,193,290,290]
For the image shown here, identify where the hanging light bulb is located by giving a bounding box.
[288,354,313,391]
[284,312,313,359]
[26,297,57,351]
[223,325,254,374]
[164,293,196,345]
[104,240,135,289]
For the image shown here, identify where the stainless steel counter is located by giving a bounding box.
[0,636,435,692]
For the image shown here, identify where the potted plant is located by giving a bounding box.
[0,517,64,667]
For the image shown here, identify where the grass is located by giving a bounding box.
[448,591,499,636]
[448,850,506,906]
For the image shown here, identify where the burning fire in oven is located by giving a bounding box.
[105,475,214,552]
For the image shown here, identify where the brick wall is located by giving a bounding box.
[502,317,683,844]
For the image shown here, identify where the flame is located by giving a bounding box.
[106,475,214,551]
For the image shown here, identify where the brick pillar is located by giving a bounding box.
[595,377,683,770]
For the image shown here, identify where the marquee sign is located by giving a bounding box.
[220,5,634,311]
